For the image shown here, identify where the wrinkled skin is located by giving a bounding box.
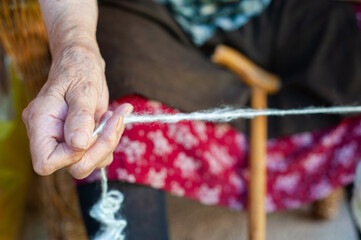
[22,42,133,179]
[22,0,133,179]
[23,0,132,179]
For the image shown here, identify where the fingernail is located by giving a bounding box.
[115,104,133,131]
[125,105,134,117]
[71,131,89,149]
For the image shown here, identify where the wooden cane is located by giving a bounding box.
[212,45,280,240]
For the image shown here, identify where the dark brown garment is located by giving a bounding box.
[97,0,361,138]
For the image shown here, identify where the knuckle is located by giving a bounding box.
[70,166,93,179]
[33,161,54,176]
[24,99,43,124]
[22,100,35,123]
[68,157,94,179]
[22,107,29,123]
[26,109,36,126]
[105,155,113,166]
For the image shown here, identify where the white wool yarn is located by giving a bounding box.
[123,106,361,124]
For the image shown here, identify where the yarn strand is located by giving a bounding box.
[124,106,361,124]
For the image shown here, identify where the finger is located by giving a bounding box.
[67,103,133,179]
[90,110,113,146]
[94,79,109,123]
[33,141,83,175]
[97,154,114,169]
[25,97,82,175]
[64,83,98,150]
[22,102,32,133]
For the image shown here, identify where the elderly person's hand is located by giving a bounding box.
[22,0,132,179]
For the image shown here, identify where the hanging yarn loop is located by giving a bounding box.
[90,188,127,240]
[90,122,127,240]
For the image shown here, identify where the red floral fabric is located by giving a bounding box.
[77,95,361,212]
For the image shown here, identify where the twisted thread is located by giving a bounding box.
[124,106,361,124]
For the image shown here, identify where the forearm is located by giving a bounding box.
[38,0,99,57]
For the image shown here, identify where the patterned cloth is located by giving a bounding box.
[77,95,361,212]
[156,0,271,45]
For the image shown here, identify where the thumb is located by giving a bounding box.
[64,90,97,150]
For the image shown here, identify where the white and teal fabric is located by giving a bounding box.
[156,0,271,45]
